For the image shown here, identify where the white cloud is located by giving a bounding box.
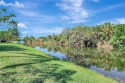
[95,3,125,13]
[18,23,27,28]
[19,11,39,17]
[14,1,25,8]
[32,27,64,34]
[56,0,88,23]
[0,0,25,8]
[21,31,30,34]
[93,0,100,3]
[97,18,125,25]
[18,10,59,24]
[21,27,64,37]
[115,18,125,24]
[23,1,39,9]
[69,20,86,23]
[22,27,64,34]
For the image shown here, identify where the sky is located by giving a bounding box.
[0,0,125,37]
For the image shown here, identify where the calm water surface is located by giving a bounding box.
[35,45,125,82]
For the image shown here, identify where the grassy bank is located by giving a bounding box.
[0,44,117,83]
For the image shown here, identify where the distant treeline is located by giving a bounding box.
[24,22,125,48]
[23,36,43,47]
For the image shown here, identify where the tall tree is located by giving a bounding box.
[0,8,20,42]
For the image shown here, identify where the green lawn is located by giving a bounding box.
[0,44,117,83]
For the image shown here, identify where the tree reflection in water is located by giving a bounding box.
[38,44,125,72]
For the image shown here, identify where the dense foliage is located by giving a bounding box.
[23,35,44,47]
[23,35,36,46]
[0,8,20,43]
[39,23,125,48]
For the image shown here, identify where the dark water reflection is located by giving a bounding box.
[34,44,125,82]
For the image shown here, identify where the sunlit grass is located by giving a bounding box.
[0,44,117,83]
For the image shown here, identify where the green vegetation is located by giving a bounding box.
[0,7,123,82]
[23,35,36,47]
[23,35,43,47]
[38,23,125,48]
[0,44,117,83]
[0,8,20,43]
[110,24,125,47]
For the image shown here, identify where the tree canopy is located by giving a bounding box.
[38,23,125,48]
[0,8,20,43]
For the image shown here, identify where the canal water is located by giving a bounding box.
[35,46,125,82]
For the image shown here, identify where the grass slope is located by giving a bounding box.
[0,44,117,83]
